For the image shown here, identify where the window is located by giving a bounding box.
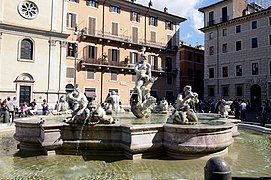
[111,22,118,36]
[269,17,271,25]
[196,54,201,63]
[208,11,214,25]
[167,35,173,49]
[109,88,118,94]
[188,68,193,80]
[132,27,138,43]
[165,57,172,72]
[110,71,118,81]
[67,42,77,57]
[209,32,213,40]
[252,63,258,75]
[221,7,228,22]
[208,86,215,97]
[66,67,74,78]
[269,83,271,96]
[88,17,96,35]
[165,21,173,30]
[209,46,214,55]
[252,37,258,48]
[86,0,98,7]
[150,55,157,69]
[222,43,227,53]
[222,66,228,77]
[269,61,271,74]
[252,21,257,29]
[236,41,241,51]
[110,5,120,13]
[69,0,79,3]
[149,16,158,26]
[167,75,172,84]
[150,31,156,43]
[236,65,242,76]
[209,68,214,78]
[85,88,96,98]
[20,39,33,60]
[222,86,229,97]
[110,49,119,61]
[86,69,95,80]
[222,29,227,36]
[85,45,96,60]
[130,52,138,63]
[67,13,76,28]
[131,11,140,22]
[236,25,241,33]
[236,86,243,96]
[269,34,271,45]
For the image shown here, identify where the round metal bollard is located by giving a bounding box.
[4,111,10,123]
[204,157,231,180]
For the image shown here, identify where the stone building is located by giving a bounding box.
[0,0,68,107]
[179,43,204,99]
[199,0,271,107]
[66,0,185,105]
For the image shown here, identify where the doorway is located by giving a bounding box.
[19,86,31,105]
[250,84,261,107]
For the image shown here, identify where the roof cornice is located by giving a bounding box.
[101,0,186,23]
[199,8,271,32]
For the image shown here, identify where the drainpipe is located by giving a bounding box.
[216,25,220,97]
[100,0,106,103]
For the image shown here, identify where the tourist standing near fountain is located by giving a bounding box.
[167,85,199,124]
[130,48,157,118]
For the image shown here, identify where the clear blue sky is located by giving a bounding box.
[136,0,271,47]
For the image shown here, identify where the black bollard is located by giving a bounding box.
[204,157,231,180]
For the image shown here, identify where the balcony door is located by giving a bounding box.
[88,17,96,35]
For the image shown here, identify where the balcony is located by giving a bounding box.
[207,20,215,26]
[83,28,168,50]
[80,58,164,73]
[220,16,229,23]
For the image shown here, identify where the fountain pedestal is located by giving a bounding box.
[14,117,236,159]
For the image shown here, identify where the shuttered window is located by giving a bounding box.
[112,22,118,36]
[132,27,138,43]
[110,71,118,81]
[66,67,74,78]
[86,69,95,79]
[88,17,96,35]
[67,13,76,28]
[150,31,156,43]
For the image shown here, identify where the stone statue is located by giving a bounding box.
[218,99,233,118]
[64,84,116,124]
[130,48,157,118]
[167,85,199,124]
[152,98,170,114]
[104,91,120,114]
[52,95,71,115]
[66,87,91,123]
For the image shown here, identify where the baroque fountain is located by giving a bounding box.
[14,49,237,160]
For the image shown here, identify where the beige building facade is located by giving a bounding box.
[199,0,271,107]
[66,0,185,105]
[0,0,69,107]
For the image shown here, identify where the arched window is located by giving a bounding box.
[20,39,33,60]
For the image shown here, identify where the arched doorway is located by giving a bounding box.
[250,84,261,107]
[15,73,35,105]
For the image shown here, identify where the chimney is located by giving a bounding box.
[164,7,168,13]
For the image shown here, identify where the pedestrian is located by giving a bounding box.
[6,97,15,123]
[42,99,49,115]
[239,100,247,120]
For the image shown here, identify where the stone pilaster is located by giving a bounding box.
[59,41,67,92]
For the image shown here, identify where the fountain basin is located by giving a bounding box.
[14,115,236,159]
